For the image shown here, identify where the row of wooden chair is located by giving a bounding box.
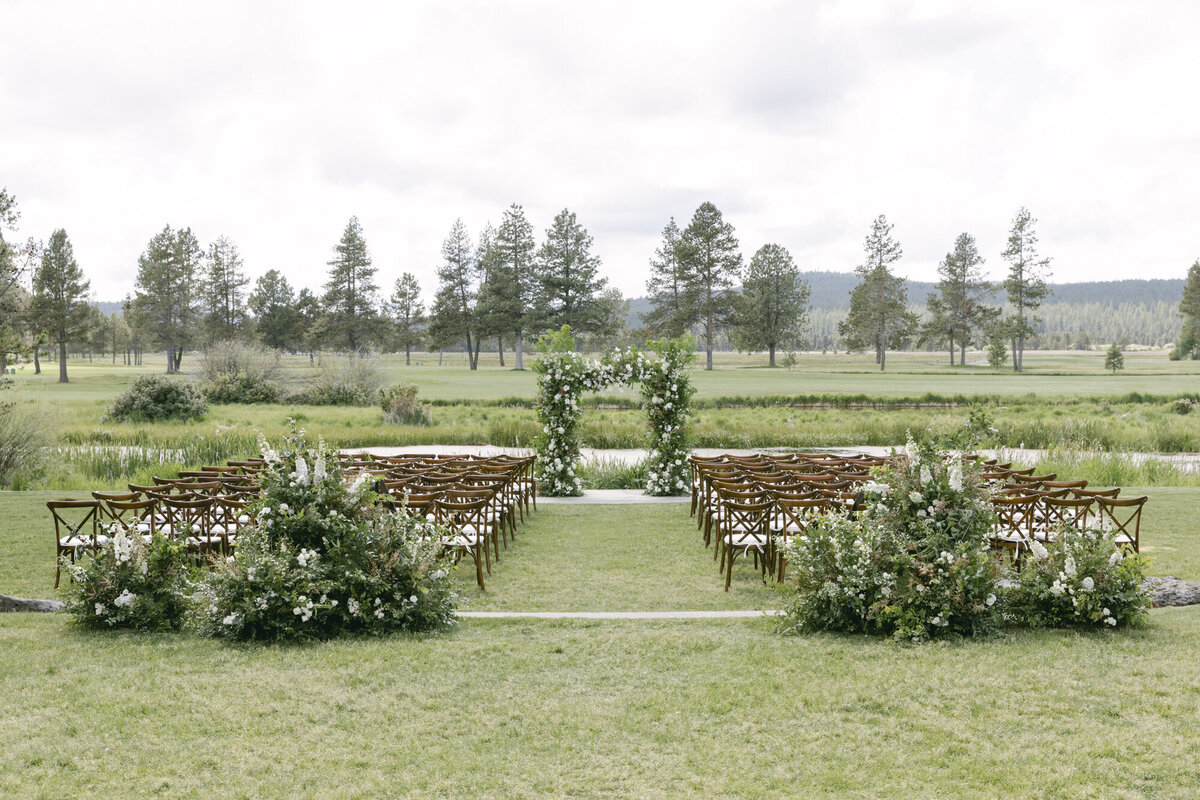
[688,452,1148,589]
[50,453,538,591]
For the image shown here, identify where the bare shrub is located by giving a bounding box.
[0,400,49,486]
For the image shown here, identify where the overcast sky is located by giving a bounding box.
[3,0,1200,304]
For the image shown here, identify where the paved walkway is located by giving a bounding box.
[460,610,779,619]
[538,490,689,505]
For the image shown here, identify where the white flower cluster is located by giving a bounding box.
[292,595,315,622]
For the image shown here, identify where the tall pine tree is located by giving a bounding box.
[1002,206,1052,371]
[923,232,995,365]
[389,272,425,365]
[731,243,811,366]
[201,235,249,343]
[642,217,690,337]
[535,208,612,338]
[322,216,380,352]
[32,228,91,383]
[132,225,202,373]
[428,219,482,369]
[477,204,536,369]
[838,215,917,371]
[677,202,742,370]
[250,269,301,351]
[1173,259,1200,359]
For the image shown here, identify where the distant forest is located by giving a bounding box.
[626,274,1184,350]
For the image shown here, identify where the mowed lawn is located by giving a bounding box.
[3,493,1200,798]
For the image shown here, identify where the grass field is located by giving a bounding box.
[7,348,1200,492]
[3,490,1200,798]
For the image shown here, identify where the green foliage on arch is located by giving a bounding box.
[532,326,695,496]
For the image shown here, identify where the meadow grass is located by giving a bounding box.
[4,492,1200,797]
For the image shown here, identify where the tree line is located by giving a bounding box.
[0,183,1191,379]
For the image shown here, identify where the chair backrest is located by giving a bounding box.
[158,496,214,541]
[990,494,1035,539]
[773,496,829,536]
[1041,496,1094,533]
[435,495,490,530]
[102,497,158,535]
[1042,479,1088,491]
[1095,495,1147,552]
[47,500,101,548]
[721,498,773,542]
[1072,487,1120,500]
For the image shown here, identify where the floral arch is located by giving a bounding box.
[531,327,695,497]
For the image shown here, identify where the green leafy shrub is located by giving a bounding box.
[1004,530,1149,629]
[0,399,48,487]
[106,375,208,422]
[62,530,193,631]
[1170,398,1195,415]
[290,353,383,407]
[194,424,457,642]
[380,383,432,425]
[202,373,282,404]
[197,340,282,404]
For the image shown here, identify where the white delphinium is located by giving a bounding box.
[314,444,327,482]
[948,460,964,492]
[292,456,310,486]
[1030,541,1049,561]
[112,528,134,564]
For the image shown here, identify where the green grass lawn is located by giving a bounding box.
[3,493,1200,797]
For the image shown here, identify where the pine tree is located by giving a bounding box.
[924,232,995,365]
[201,235,249,343]
[535,208,613,338]
[132,225,202,373]
[642,217,690,337]
[838,215,917,371]
[1002,206,1052,371]
[389,272,425,365]
[322,217,380,352]
[1105,341,1125,373]
[249,269,300,351]
[730,243,811,366]
[1173,260,1200,359]
[428,219,482,369]
[677,202,743,370]
[32,229,91,383]
[477,204,536,369]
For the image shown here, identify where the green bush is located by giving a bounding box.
[0,399,48,487]
[202,373,281,404]
[197,340,282,404]
[379,384,432,425]
[106,375,208,422]
[62,530,194,631]
[193,425,458,642]
[1004,530,1149,629]
[290,353,383,407]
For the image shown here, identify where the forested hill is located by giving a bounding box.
[626,274,1186,347]
[798,272,1184,311]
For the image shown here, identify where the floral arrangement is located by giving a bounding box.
[62,528,193,631]
[193,423,457,642]
[780,437,1000,641]
[532,326,695,497]
[1004,529,1149,629]
[779,435,1153,641]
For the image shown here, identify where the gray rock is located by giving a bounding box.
[0,593,64,613]
[1144,577,1200,608]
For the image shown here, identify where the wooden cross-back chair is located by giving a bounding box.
[990,494,1035,567]
[1095,495,1148,552]
[770,495,829,581]
[47,499,100,588]
[435,495,491,590]
[1037,496,1095,543]
[718,497,774,591]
